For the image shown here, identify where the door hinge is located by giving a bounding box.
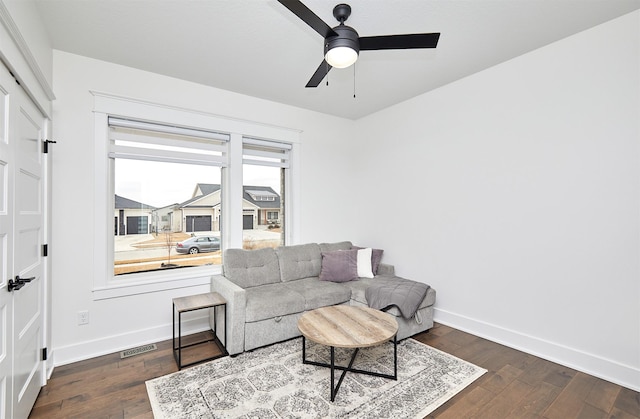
[43,244,48,257]
[43,139,57,154]
[8,71,20,86]
[42,347,48,361]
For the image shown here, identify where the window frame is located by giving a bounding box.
[242,137,292,249]
[92,92,300,300]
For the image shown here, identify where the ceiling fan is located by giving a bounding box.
[277,0,440,88]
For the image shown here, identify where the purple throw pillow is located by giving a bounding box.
[319,249,358,282]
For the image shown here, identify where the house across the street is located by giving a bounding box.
[114,195,156,235]
[151,183,281,233]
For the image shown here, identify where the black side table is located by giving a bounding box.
[173,291,228,369]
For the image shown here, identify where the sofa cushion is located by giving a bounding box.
[223,248,281,288]
[319,249,358,282]
[276,243,322,282]
[245,283,306,322]
[343,277,376,305]
[284,278,351,310]
[319,241,353,252]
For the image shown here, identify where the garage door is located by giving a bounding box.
[126,216,148,234]
[243,215,253,230]
[186,215,211,232]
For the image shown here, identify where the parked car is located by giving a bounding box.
[175,236,221,254]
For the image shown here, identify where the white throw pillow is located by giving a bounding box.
[357,248,374,278]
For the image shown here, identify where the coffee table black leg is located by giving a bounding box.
[393,334,397,379]
[330,346,335,401]
[331,346,366,401]
[302,336,306,362]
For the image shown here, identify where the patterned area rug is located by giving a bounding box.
[146,338,486,418]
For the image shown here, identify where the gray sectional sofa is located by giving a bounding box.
[209,241,436,355]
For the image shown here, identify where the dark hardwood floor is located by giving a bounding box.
[29,324,639,418]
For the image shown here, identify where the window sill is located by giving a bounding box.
[93,264,221,300]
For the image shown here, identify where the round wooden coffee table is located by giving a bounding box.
[298,305,398,401]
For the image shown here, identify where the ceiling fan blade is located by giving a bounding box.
[305,60,332,88]
[277,0,337,38]
[359,33,440,50]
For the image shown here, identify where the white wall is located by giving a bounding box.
[50,51,356,364]
[2,0,52,85]
[1,0,54,115]
[354,11,640,390]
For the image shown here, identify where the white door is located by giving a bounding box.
[0,60,16,419]
[0,63,46,418]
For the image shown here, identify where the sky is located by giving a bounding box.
[115,159,280,208]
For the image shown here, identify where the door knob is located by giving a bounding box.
[8,279,24,292]
[7,275,35,292]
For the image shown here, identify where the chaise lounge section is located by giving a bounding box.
[210,241,436,355]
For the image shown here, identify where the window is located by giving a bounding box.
[93,92,300,299]
[109,117,227,276]
[247,191,277,201]
[242,138,291,250]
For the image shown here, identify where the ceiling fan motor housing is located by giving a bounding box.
[324,25,360,57]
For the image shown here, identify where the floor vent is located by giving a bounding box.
[120,343,157,359]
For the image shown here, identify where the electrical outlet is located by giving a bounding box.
[78,310,89,325]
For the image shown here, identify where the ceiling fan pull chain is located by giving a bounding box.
[353,63,356,98]
[326,60,330,86]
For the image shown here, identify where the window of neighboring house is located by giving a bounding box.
[242,138,291,250]
[110,117,227,277]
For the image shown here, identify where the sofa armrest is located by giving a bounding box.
[210,274,246,355]
[376,263,395,276]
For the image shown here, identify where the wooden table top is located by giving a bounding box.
[298,305,398,349]
[173,292,226,313]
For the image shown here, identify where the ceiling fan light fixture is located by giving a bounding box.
[325,46,358,68]
[324,24,360,68]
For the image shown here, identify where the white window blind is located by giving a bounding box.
[243,137,291,168]
[108,117,229,167]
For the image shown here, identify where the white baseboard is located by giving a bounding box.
[52,315,211,367]
[434,308,640,392]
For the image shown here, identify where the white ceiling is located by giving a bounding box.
[34,0,640,120]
